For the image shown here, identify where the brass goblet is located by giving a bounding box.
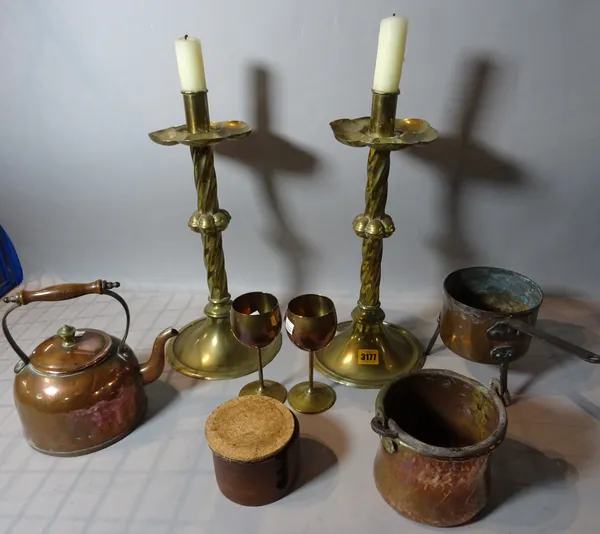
[285,294,337,414]
[230,292,287,403]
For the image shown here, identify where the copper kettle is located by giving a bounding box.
[2,280,178,457]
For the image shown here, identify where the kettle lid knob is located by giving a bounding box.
[57,325,77,348]
[30,326,111,374]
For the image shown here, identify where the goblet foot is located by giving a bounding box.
[288,381,336,414]
[239,380,288,404]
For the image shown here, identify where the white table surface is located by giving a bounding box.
[1,284,599,534]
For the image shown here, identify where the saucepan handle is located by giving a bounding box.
[490,318,600,364]
[2,280,130,368]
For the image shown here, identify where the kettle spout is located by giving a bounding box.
[140,327,179,385]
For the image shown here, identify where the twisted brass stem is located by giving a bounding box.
[359,148,390,308]
[359,238,383,308]
[192,146,219,212]
[201,233,229,302]
[191,146,229,303]
[365,148,390,218]
[353,90,399,313]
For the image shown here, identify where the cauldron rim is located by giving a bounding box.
[375,369,508,460]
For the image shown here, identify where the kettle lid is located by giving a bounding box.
[30,325,112,374]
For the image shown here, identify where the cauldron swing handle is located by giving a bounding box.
[371,417,398,439]
[486,318,600,405]
[371,416,402,454]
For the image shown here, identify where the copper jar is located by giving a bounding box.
[205,396,300,506]
[371,369,507,527]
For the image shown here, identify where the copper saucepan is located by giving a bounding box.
[425,266,600,404]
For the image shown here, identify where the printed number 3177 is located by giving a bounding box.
[358,349,379,365]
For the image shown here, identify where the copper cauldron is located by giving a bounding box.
[2,280,178,456]
[371,369,507,527]
[424,267,600,404]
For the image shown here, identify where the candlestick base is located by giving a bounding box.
[314,317,424,389]
[168,316,282,380]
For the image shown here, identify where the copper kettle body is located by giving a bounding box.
[3,280,178,457]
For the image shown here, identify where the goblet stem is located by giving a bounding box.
[257,347,265,393]
[307,350,315,394]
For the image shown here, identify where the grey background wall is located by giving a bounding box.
[1,0,599,299]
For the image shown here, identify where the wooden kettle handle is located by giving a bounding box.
[3,280,128,368]
[4,280,120,305]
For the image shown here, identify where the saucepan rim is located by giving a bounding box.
[443,265,544,317]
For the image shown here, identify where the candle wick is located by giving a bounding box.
[184,34,188,39]
[393,13,395,16]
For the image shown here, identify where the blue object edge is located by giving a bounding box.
[0,225,23,298]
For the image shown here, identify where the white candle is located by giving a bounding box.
[175,35,207,92]
[372,15,409,93]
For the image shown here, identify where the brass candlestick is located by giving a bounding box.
[149,91,282,379]
[315,91,438,388]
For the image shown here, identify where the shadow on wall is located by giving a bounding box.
[404,56,528,279]
[217,65,320,301]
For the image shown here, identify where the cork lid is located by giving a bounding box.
[205,396,295,463]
